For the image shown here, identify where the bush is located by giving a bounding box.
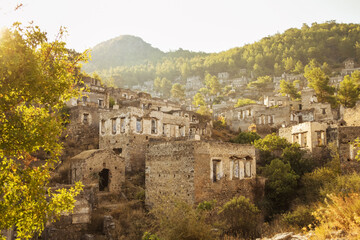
[218,196,261,238]
[262,159,299,214]
[230,131,261,144]
[312,193,360,239]
[282,205,316,229]
[300,167,338,203]
[150,198,215,240]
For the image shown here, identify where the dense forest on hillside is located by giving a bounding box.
[85,21,360,87]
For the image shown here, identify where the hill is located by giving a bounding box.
[85,21,360,87]
[83,35,165,72]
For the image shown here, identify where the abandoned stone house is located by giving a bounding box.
[71,149,125,193]
[288,88,338,125]
[145,140,262,207]
[342,58,360,76]
[217,103,292,134]
[279,121,329,152]
[98,106,212,173]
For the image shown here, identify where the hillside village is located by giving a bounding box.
[3,20,360,240]
[7,57,358,240]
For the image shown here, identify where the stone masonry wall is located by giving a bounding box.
[193,142,259,205]
[145,141,196,207]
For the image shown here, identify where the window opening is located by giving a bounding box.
[83,113,89,124]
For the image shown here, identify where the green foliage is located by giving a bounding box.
[218,196,261,238]
[300,167,339,203]
[109,97,116,108]
[337,74,359,108]
[205,73,221,96]
[254,133,291,152]
[170,83,185,100]
[262,159,299,213]
[154,77,172,97]
[196,105,211,116]
[279,79,301,100]
[321,172,360,197]
[247,75,272,90]
[213,116,227,130]
[197,200,217,211]
[92,22,360,87]
[304,61,336,106]
[281,145,314,176]
[230,131,261,144]
[281,205,316,229]
[192,93,206,107]
[234,98,256,107]
[142,232,161,240]
[0,24,86,238]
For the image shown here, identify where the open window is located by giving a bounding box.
[83,113,89,124]
[136,118,142,133]
[101,120,106,134]
[120,118,125,133]
[98,99,104,108]
[244,156,253,178]
[211,159,222,182]
[111,118,117,134]
[151,119,157,134]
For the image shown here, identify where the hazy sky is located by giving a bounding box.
[1,0,360,53]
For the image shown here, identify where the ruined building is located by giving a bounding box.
[145,141,263,207]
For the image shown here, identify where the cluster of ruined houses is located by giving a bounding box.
[35,59,360,239]
[40,76,262,239]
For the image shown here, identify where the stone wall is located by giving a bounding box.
[145,141,262,208]
[193,142,260,204]
[338,126,360,173]
[343,102,360,126]
[71,149,125,193]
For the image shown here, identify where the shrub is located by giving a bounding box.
[282,205,316,229]
[230,131,261,144]
[262,159,299,213]
[150,197,215,240]
[218,196,261,238]
[312,193,360,239]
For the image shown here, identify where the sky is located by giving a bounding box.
[1,0,360,53]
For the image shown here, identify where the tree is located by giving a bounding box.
[218,196,261,238]
[196,105,211,116]
[304,62,336,106]
[234,98,256,107]
[337,75,359,108]
[205,73,221,96]
[247,75,272,91]
[192,93,206,107]
[293,60,304,74]
[0,24,84,238]
[170,83,185,100]
[279,79,301,100]
[262,159,299,213]
[254,133,291,152]
[154,77,162,92]
[230,132,261,144]
[160,77,172,98]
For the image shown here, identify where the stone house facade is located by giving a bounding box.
[279,122,328,151]
[145,141,261,207]
[99,107,212,172]
[71,149,125,193]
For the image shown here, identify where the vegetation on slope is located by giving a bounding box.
[86,21,360,88]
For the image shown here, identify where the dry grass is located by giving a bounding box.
[311,193,360,239]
